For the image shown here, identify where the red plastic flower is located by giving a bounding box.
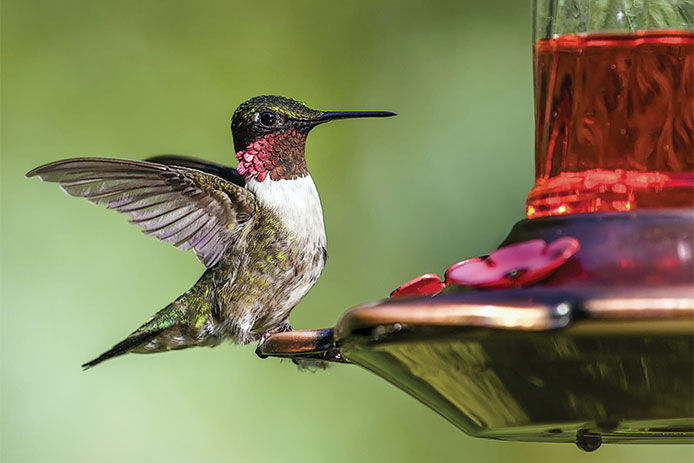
[390,273,446,299]
[444,237,579,289]
[389,237,579,298]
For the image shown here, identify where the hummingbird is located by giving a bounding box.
[27,95,395,369]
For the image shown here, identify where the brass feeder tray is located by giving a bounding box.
[258,210,694,451]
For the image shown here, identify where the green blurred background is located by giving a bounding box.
[1,0,691,462]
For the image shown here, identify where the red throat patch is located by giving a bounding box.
[235,130,308,182]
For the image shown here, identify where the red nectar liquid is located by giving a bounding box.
[527,30,694,218]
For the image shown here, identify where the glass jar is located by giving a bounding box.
[527,0,694,218]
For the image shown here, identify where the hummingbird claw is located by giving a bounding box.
[255,322,294,359]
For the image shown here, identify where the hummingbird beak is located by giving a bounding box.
[311,110,396,125]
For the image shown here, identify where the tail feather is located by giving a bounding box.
[81,329,165,370]
[82,301,185,370]
[82,273,218,369]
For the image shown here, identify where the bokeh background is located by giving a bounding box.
[1,1,692,462]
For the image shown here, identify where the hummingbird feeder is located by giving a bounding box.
[260,0,694,451]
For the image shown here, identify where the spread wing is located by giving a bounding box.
[27,157,256,267]
[143,155,246,187]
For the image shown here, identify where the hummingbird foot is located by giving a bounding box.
[254,322,294,359]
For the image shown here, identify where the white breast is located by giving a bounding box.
[247,176,326,248]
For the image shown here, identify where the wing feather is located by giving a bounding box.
[27,157,256,267]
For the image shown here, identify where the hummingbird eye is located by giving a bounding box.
[258,111,277,127]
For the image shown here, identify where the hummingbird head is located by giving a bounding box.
[231,95,395,182]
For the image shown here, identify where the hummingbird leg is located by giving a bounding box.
[254,322,294,359]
